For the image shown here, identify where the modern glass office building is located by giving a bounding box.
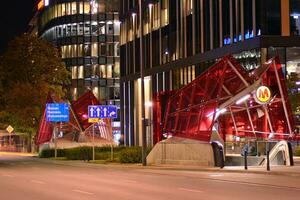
[120,0,300,146]
[37,0,121,142]
[38,0,120,105]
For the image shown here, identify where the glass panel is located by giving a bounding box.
[62,3,66,16]
[100,65,106,78]
[107,65,113,78]
[84,2,90,14]
[72,2,77,14]
[78,66,84,79]
[79,2,83,14]
[92,43,98,57]
[290,0,300,35]
[72,66,77,79]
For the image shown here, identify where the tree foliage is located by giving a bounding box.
[0,34,70,133]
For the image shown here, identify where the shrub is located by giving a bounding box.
[38,146,150,163]
[39,148,65,158]
[65,146,92,160]
[294,146,300,156]
[119,147,142,163]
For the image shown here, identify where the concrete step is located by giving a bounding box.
[225,155,265,166]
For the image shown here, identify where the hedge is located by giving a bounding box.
[294,146,300,156]
[39,148,66,158]
[38,146,147,163]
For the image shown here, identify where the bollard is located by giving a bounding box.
[267,150,270,171]
[244,150,248,170]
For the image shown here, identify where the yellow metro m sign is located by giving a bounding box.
[255,86,272,104]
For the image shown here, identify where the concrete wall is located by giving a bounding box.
[147,137,215,166]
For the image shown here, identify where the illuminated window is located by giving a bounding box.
[57,4,62,17]
[161,0,169,26]
[71,45,77,58]
[114,21,120,35]
[114,62,120,77]
[91,43,98,57]
[62,3,66,16]
[107,65,112,78]
[100,65,106,78]
[93,87,99,98]
[71,2,77,14]
[72,66,78,79]
[66,3,71,15]
[84,2,90,14]
[78,66,84,79]
[78,44,83,57]
[79,2,83,14]
[61,46,66,58]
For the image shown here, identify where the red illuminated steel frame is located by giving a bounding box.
[35,91,112,145]
[158,56,295,143]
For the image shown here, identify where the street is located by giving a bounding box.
[0,154,300,200]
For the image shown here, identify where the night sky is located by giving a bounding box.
[0,0,37,54]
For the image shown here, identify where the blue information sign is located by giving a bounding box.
[88,105,118,119]
[46,103,70,122]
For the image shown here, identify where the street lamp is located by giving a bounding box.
[138,0,147,166]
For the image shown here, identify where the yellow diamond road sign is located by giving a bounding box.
[6,125,14,134]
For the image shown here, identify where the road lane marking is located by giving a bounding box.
[121,179,137,184]
[209,174,224,177]
[2,174,14,178]
[72,189,94,195]
[178,187,203,193]
[30,180,46,184]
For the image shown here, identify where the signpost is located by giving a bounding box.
[46,103,70,158]
[6,125,14,147]
[88,105,117,161]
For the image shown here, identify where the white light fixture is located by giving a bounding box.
[206,108,227,118]
[44,0,49,7]
[145,101,153,107]
[236,94,251,105]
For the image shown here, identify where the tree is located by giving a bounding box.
[0,34,70,134]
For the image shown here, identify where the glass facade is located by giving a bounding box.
[38,0,120,106]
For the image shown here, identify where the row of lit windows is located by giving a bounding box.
[40,1,107,28]
[120,0,169,45]
[61,43,119,58]
[71,63,120,80]
[41,21,120,41]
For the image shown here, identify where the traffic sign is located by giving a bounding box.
[46,103,70,122]
[88,105,118,119]
[6,125,14,134]
[88,118,100,123]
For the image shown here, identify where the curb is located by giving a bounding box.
[37,158,300,177]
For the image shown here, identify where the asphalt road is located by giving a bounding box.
[0,154,300,200]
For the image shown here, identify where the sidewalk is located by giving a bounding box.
[38,157,300,177]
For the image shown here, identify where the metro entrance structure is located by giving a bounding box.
[149,56,296,166]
